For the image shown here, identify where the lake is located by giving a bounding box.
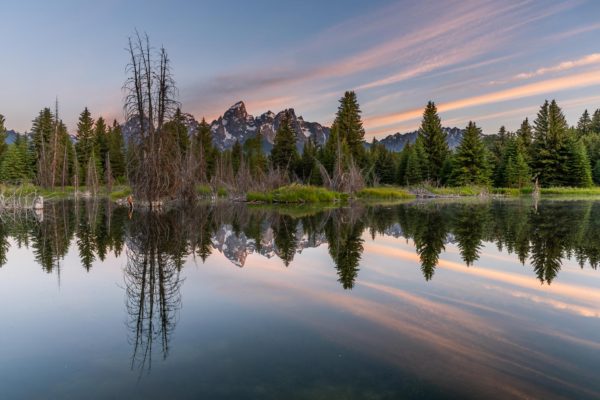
[0,199,599,399]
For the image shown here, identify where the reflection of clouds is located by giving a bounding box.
[218,247,599,399]
[364,240,600,308]
[492,286,600,318]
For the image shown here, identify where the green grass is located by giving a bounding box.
[108,186,132,200]
[426,185,490,196]
[247,184,347,203]
[356,187,415,200]
[490,187,523,197]
[537,187,600,196]
[196,185,228,198]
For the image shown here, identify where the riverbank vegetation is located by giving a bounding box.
[2,33,600,206]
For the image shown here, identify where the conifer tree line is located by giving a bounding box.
[1,93,599,194]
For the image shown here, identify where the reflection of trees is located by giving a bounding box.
[2,199,600,288]
[125,211,183,373]
[325,207,364,289]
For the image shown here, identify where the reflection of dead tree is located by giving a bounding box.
[124,213,183,374]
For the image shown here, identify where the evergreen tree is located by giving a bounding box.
[372,143,395,184]
[451,121,490,186]
[107,120,126,181]
[418,101,448,183]
[400,137,427,185]
[194,118,216,181]
[334,91,366,165]
[499,138,530,188]
[231,140,242,175]
[270,110,299,172]
[593,159,600,185]
[75,107,95,181]
[0,142,29,183]
[298,139,318,183]
[94,116,108,183]
[516,117,533,162]
[591,109,600,134]
[565,138,593,187]
[532,100,569,186]
[577,109,593,137]
[0,114,7,160]
[31,107,56,186]
[244,132,268,178]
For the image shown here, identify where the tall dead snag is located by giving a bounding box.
[123,31,182,207]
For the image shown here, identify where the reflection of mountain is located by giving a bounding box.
[2,199,600,287]
[211,223,326,267]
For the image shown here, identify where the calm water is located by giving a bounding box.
[0,199,599,399]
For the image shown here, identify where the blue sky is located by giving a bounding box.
[2,0,600,138]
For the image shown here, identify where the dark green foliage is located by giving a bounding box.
[334,91,366,166]
[0,114,7,159]
[591,109,600,134]
[419,101,448,183]
[451,121,490,186]
[593,159,600,184]
[193,118,216,181]
[75,107,95,181]
[243,132,268,178]
[0,137,30,183]
[496,137,530,188]
[565,138,593,187]
[532,100,570,186]
[371,143,396,184]
[107,120,126,181]
[577,109,593,137]
[297,139,319,184]
[270,110,299,172]
[231,140,242,175]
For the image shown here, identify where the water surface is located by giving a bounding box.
[0,199,599,399]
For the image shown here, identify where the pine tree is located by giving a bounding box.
[593,159,600,184]
[499,138,530,188]
[270,110,299,172]
[451,121,490,186]
[403,137,427,185]
[373,143,395,184]
[577,109,593,137]
[107,120,126,181]
[244,131,268,177]
[231,140,242,175]
[31,108,56,186]
[565,138,593,187]
[591,109,600,134]
[298,139,318,183]
[0,143,28,183]
[532,100,569,186]
[516,117,533,163]
[75,107,95,182]
[418,101,448,183]
[0,115,7,160]
[334,91,366,165]
[194,118,216,181]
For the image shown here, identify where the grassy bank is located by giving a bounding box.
[0,184,133,201]
[247,184,347,203]
[356,187,415,200]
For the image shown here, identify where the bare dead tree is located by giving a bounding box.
[123,31,182,207]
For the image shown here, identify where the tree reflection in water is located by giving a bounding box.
[125,211,183,373]
[1,199,600,371]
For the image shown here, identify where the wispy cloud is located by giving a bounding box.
[364,69,600,131]
[514,53,600,80]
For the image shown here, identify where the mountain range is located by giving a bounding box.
[6,102,467,152]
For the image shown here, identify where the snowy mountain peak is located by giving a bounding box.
[209,102,329,151]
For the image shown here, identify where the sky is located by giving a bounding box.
[1,0,600,138]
